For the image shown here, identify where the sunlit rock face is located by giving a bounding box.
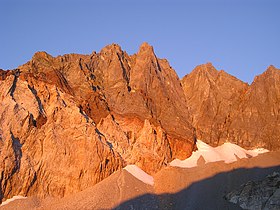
[0,43,195,202]
[1,42,279,203]
[182,64,280,150]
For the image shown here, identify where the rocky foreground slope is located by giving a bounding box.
[1,150,279,210]
[225,172,280,209]
[0,43,279,203]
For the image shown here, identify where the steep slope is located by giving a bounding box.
[0,43,195,203]
[1,43,279,204]
[0,70,122,201]
[229,65,280,149]
[182,63,280,150]
[41,169,156,210]
[182,63,248,145]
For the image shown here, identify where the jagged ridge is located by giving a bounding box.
[0,43,279,203]
[0,43,195,202]
[182,63,280,150]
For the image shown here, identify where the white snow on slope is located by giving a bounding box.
[124,165,154,185]
[170,140,269,168]
[0,195,27,206]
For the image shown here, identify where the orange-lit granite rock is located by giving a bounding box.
[0,43,195,202]
[182,63,280,150]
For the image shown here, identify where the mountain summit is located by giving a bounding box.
[0,43,279,203]
[182,64,280,150]
[0,43,195,201]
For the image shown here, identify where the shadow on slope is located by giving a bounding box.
[113,166,280,210]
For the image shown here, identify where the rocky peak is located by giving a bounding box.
[242,65,280,110]
[182,63,247,94]
[249,65,280,96]
[21,42,194,164]
[182,62,280,149]
[98,42,195,152]
[182,63,248,145]
[138,42,155,55]
[266,64,278,73]
[181,63,220,98]
[31,51,53,63]
[191,62,218,78]
[254,65,279,82]
[182,63,218,100]
[135,42,159,69]
[239,65,280,149]
[100,43,123,56]
[131,42,160,81]
[1,43,279,205]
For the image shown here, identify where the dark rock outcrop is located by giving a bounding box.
[225,172,280,210]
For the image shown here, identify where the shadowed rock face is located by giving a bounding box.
[225,172,280,210]
[0,43,195,202]
[0,69,12,81]
[182,64,280,150]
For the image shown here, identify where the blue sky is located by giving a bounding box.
[0,0,279,83]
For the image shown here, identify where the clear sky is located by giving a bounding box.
[1,0,279,83]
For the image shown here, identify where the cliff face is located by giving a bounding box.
[1,43,279,203]
[0,43,195,201]
[0,70,123,201]
[230,65,280,149]
[182,63,280,150]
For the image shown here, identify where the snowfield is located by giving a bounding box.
[124,165,154,185]
[170,140,269,168]
[0,195,27,206]
[123,141,269,184]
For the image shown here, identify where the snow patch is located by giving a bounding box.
[247,148,269,157]
[124,165,154,186]
[0,195,27,206]
[170,140,269,168]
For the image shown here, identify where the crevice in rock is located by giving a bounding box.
[95,128,115,154]
[7,69,20,101]
[36,113,47,129]
[29,113,37,127]
[95,128,105,138]
[116,53,131,92]
[79,105,89,123]
[55,70,73,95]
[27,85,46,116]
[0,171,5,202]
[79,58,83,70]
[8,131,23,180]
[26,172,37,195]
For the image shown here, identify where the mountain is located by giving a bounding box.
[182,63,248,145]
[0,43,195,202]
[182,63,280,150]
[231,65,280,150]
[0,43,279,204]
